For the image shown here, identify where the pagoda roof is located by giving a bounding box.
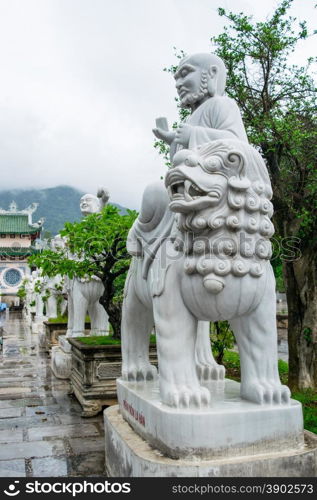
[0,246,40,256]
[0,214,43,234]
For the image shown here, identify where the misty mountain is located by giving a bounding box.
[0,185,128,236]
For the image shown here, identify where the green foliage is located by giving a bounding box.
[303,327,313,346]
[278,359,289,384]
[41,290,51,303]
[222,350,241,381]
[77,334,157,346]
[210,321,235,364]
[48,315,68,324]
[271,253,285,292]
[292,389,317,434]
[76,335,121,346]
[34,279,44,294]
[224,351,316,434]
[17,279,28,300]
[48,315,90,324]
[29,204,137,337]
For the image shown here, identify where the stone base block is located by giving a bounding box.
[117,378,304,460]
[32,321,44,334]
[51,341,72,380]
[38,328,46,349]
[104,406,317,477]
[59,335,72,354]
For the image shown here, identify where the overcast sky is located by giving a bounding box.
[0,0,315,209]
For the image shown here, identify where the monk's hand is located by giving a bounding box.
[152,127,175,145]
[175,123,191,147]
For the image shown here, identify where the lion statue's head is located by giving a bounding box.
[165,139,275,294]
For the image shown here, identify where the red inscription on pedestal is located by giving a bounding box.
[123,399,145,426]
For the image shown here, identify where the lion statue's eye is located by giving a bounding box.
[202,157,221,172]
[185,154,199,167]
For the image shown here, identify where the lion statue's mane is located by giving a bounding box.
[165,139,275,293]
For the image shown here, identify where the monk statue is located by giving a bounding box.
[153,53,247,159]
[80,188,110,216]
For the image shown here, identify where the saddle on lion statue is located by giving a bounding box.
[121,138,290,409]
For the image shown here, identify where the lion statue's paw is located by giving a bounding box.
[196,362,225,381]
[161,383,211,409]
[122,363,157,382]
[241,380,291,405]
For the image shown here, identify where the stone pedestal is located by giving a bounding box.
[31,318,46,334]
[42,321,90,352]
[104,378,317,477]
[51,336,72,379]
[68,339,158,417]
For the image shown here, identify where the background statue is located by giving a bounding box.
[23,276,36,324]
[79,188,109,216]
[31,270,46,322]
[66,187,109,337]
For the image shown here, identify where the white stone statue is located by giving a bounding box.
[51,189,110,379]
[31,270,46,321]
[122,53,290,408]
[79,188,109,216]
[66,188,109,338]
[23,276,36,323]
[39,235,67,320]
[153,53,248,157]
[44,275,65,319]
[25,269,47,334]
[122,139,290,408]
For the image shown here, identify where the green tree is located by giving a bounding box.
[210,321,235,365]
[29,205,137,338]
[157,0,316,390]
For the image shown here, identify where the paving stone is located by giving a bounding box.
[68,437,104,454]
[0,407,23,418]
[0,415,60,430]
[67,452,105,476]
[58,413,102,425]
[0,387,32,396]
[0,400,24,409]
[25,404,62,417]
[28,423,100,441]
[0,397,56,408]
[0,429,24,443]
[31,457,68,477]
[0,459,26,477]
[0,440,66,460]
[0,312,105,477]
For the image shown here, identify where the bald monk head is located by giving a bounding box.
[174,53,227,110]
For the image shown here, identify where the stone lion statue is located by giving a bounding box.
[121,138,291,408]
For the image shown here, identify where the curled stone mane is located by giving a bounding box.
[170,139,275,294]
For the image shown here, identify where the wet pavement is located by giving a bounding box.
[0,312,105,477]
[0,309,289,478]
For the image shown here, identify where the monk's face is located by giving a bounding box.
[174,60,204,107]
[80,195,99,215]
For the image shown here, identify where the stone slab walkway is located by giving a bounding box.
[0,312,105,477]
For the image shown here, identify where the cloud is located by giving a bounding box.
[0,0,315,209]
